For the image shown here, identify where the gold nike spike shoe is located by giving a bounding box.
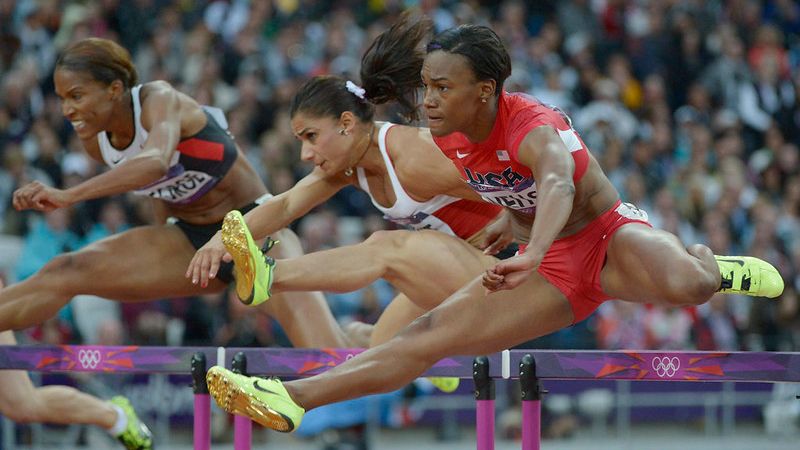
[206,366,304,432]
[221,210,277,306]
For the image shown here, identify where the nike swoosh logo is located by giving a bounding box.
[251,378,296,431]
[456,151,469,159]
[253,379,280,395]
[717,258,744,266]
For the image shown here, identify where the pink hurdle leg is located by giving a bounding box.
[474,356,495,450]
[520,354,542,450]
[234,415,252,450]
[232,352,252,450]
[194,395,211,450]
[191,353,211,450]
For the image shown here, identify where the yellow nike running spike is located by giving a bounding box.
[221,210,276,306]
[427,377,460,393]
[109,396,153,450]
[206,366,304,432]
[715,255,784,298]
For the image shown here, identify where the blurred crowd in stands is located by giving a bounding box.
[0,0,798,356]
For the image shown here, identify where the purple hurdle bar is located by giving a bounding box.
[473,356,495,450]
[520,354,542,450]
[190,352,211,450]
[4,346,797,382]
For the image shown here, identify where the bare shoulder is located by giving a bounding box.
[139,80,198,109]
[385,124,440,158]
[386,125,463,198]
[139,81,204,132]
[139,80,174,101]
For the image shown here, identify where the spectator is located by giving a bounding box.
[738,49,799,145]
[701,25,752,111]
[574,77,639,149]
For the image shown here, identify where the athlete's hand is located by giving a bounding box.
[483,251,541,293]
[481,211,513,256]
[12,181,72,212]
[186,231,232,288]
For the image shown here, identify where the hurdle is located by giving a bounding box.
[1,345,799,449]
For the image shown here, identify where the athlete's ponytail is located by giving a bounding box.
[360,11,432,121]
[291,11,432,123]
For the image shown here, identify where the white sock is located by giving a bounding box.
[108,403,128,436]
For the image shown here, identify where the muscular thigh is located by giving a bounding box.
[62,225,227,301]
[399,272,574,360]
[385,230,498,310]
[601,223,690,304]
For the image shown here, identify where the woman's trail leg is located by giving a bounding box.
[0,225,229,331]
[0,223,348,350]
[601,224,723,306]
[273,230,498,311]
[223,217,497,348]
[270,230,498,349]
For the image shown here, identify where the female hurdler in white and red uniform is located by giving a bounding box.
[188,73,508,347]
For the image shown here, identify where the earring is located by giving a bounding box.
[481,97,487,103]
[339,129,349,136]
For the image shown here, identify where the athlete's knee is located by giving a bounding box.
[31,252,94,294]
[683,271,719,306]
[363,230,414,264]
[661,251,719,306]
[38,250,96,277]
[364,230,411,248]
[37,253,74,276]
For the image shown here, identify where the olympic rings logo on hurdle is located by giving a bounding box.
[651,356,680,378]
[78,349,102,369]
